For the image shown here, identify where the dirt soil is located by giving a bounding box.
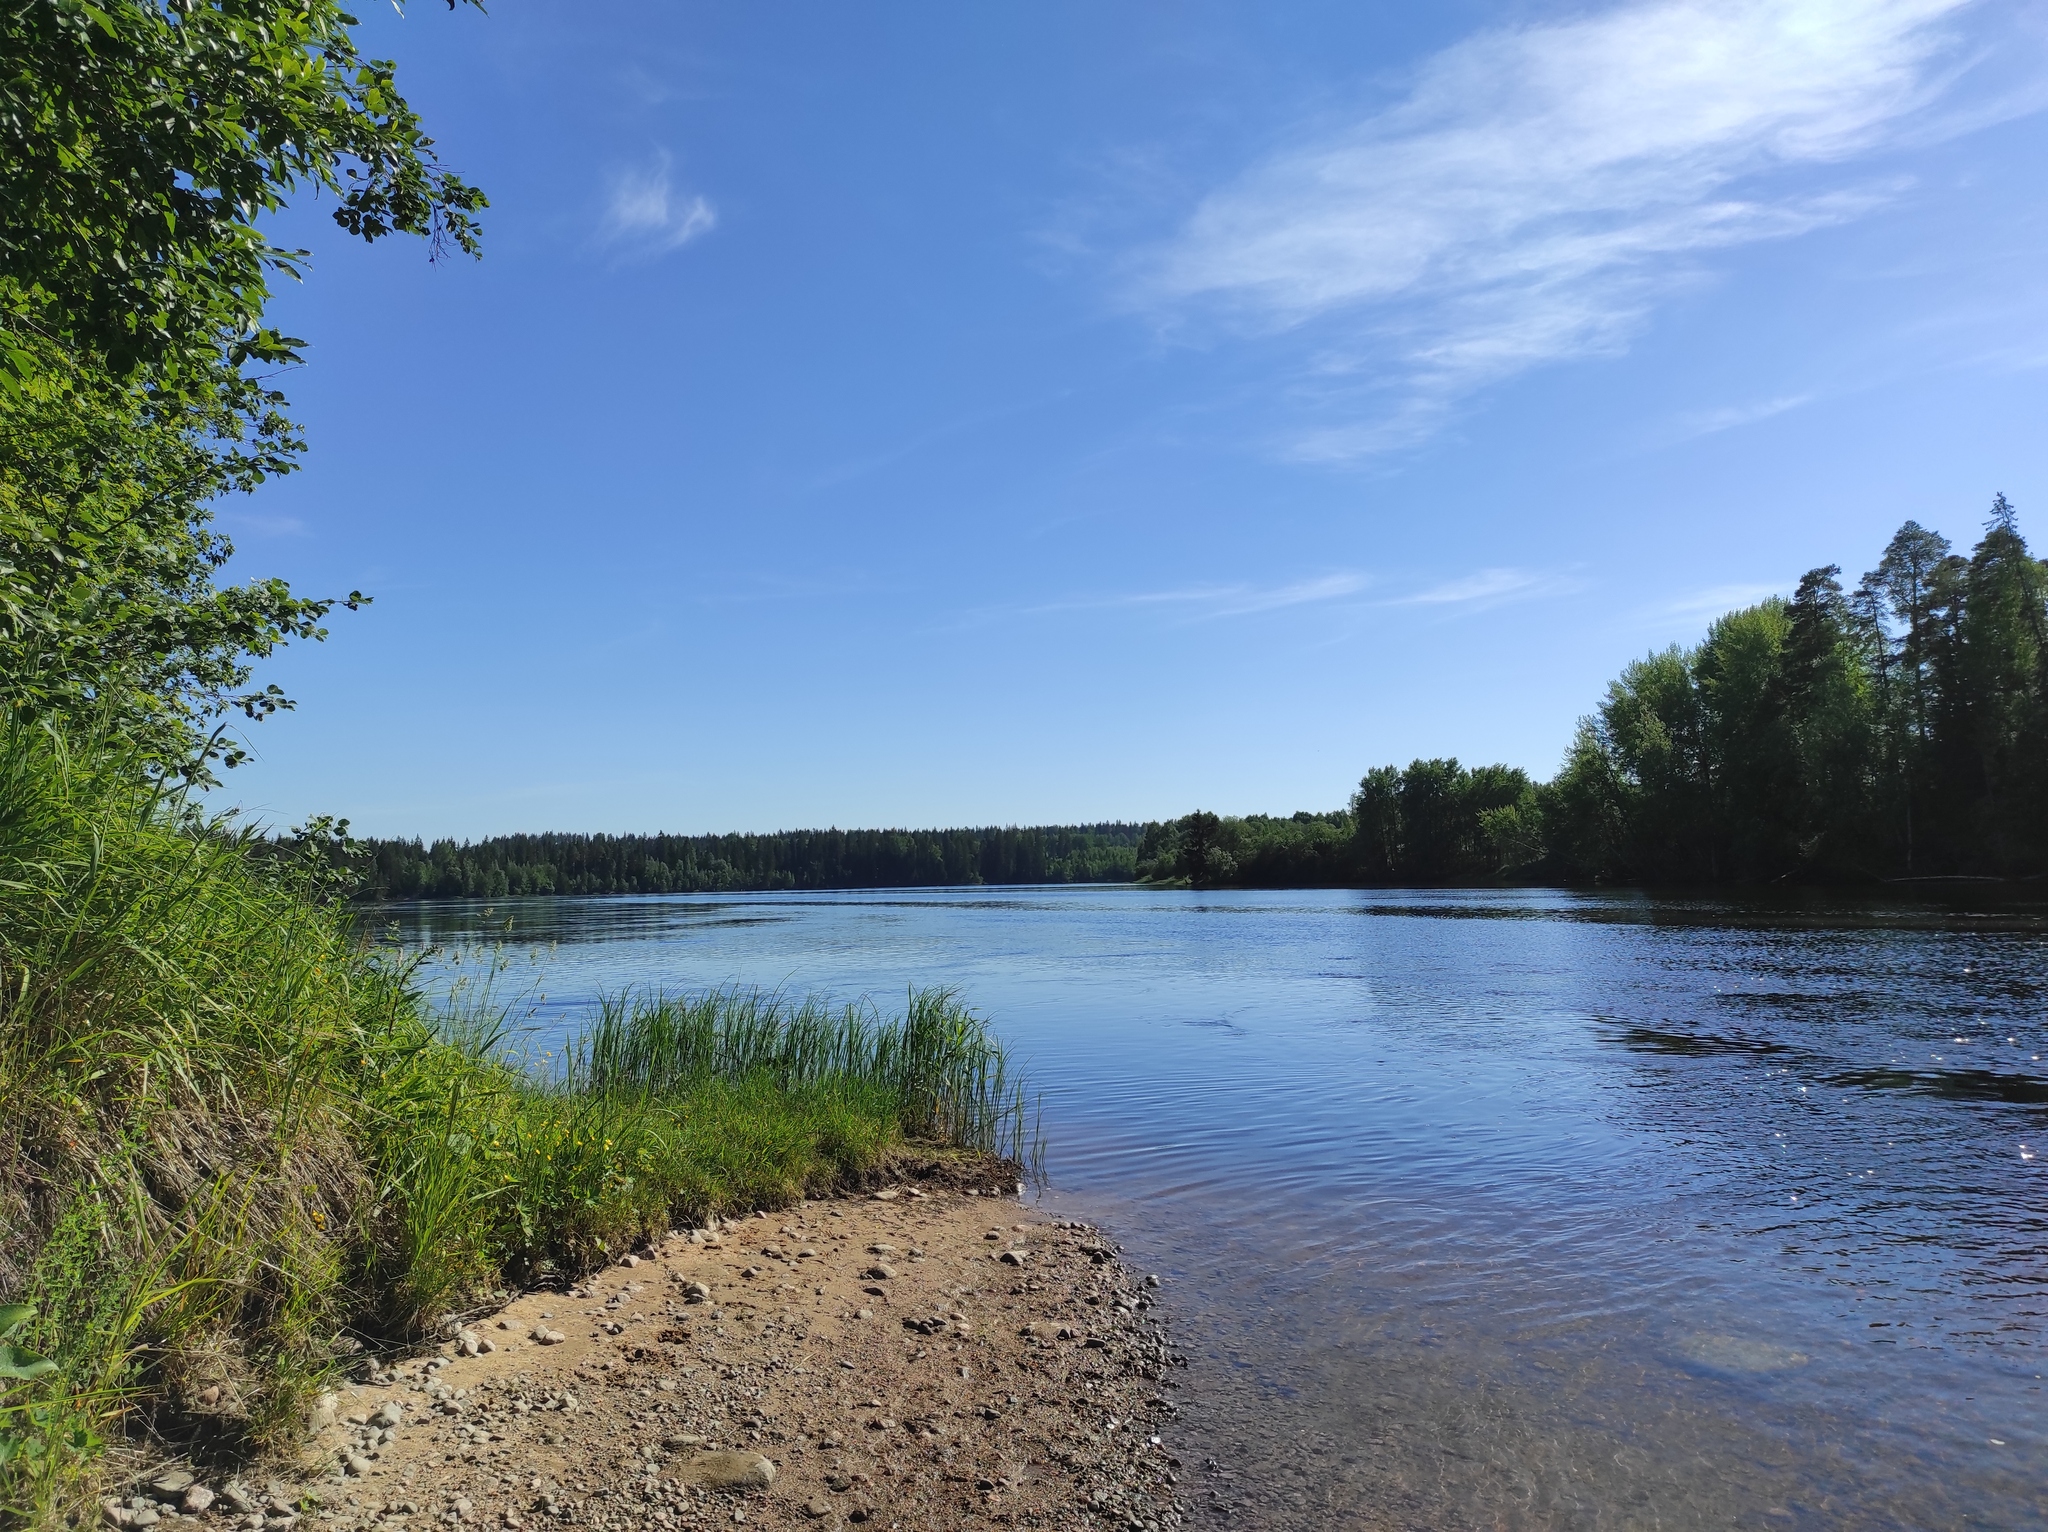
[283,1184,1188,1532]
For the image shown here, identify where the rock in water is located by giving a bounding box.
[677,1451,777,1490]
[1675,1333,1810,1373]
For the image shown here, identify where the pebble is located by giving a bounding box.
[862,1264,896,1281]
[803,1500,832,1519]
[676,1451,777,1490]
[183,1487,216,1515]
[372,1404,404,1429]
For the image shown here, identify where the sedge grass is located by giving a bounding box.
[0,724,1031,1527]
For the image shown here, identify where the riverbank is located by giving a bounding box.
[101,1174,1186,1532]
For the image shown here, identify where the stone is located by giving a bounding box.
[861,1264,896,1281]
[682,1282,711,1304]
[372,1404,404,1429]
[457,1331,481,1357]
[998,1250,1027,1266]
[496,1320,514,1330]
[182,1487,216,1515]
[222,1486,258,1516]
[309,1391,342,1430]
[662,1434,706,1451]
[149,1473,196,1502]
[452,1498,474,1519]
[855,1308,874,1321]
[100,1500,131,1528]
[131,1511,161,1529]
[803,1501,832,1519]
[620,1254,641,1268]
[345,1457,375,1478]
[865,1244,897,1256]
[675,1451,776,1490]
[530,1328,565,1346]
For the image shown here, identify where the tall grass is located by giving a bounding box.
[577,986,1034,1161]
[0,725,1030,1527]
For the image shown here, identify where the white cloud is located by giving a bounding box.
[1671,391,1815,438]
[1014,565,1577,625]
[1648,580,1790,621]
[1400,567,1568,606]
[1021,570,1370,622]
[1144,0,2029,457]
[598,151,717,259]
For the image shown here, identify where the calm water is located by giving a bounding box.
[383,887,2048,1529]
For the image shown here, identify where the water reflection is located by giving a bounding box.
[381,887,2048,1528]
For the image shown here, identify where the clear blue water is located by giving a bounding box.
[383,887,2048,1529]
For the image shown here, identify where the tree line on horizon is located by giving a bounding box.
[348,502,2046,898]
[349,823,1146,898]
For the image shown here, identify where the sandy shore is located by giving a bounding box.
[257,1176,1187,1532]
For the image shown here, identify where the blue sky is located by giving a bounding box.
[227,0,2048,839]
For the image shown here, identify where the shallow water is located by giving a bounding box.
[385,887,2048,1529]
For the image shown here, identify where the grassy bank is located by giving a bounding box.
[0,728,1028,1527]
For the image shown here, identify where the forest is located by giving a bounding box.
[350,823,1144,898]
[1141,503,2046,887]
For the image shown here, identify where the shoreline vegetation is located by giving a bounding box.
[342,505,2048,897]
[0,729,1033,1527]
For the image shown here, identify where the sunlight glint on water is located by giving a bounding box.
[387,887,2048,1528]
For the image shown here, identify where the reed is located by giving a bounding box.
[575,985,1034,1162]
[0,725,1029,1527]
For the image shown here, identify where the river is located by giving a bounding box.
[382,886,2048,1529]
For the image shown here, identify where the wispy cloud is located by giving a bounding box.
[216,511,308,538]
[1006,564,1578,626]
[597,151,717,260]
[1648,580,1790,622]
[1027,570,1371,622]
[1142,0,2034,457]
[1398,566,1577,607]
[1671,392,1814,439]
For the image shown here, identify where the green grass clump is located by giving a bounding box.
[0,726,1028,1527]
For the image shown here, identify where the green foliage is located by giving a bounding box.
[348,824,1147,898]
[1137,764,1538,888]
[1,0,484,402]
[0,335,363,777]
[0,725,1026,1523]
[1549,500,2048,881]
[0,0,481,778]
